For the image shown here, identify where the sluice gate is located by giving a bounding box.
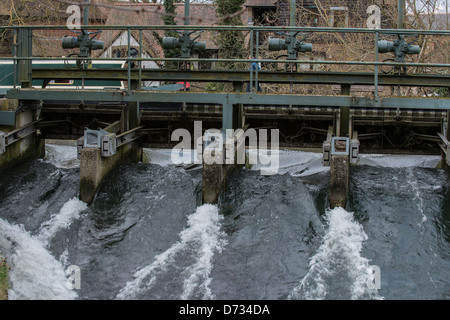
[0,22,449,208]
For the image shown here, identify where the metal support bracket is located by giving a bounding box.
[84,128,108,148]
[101,133,117,157]
[77,121,121,159]
[322,126,334,166]
[331,137,350,156]
[438,132,450,166]
[0,131,6,154]
[1,119,41,149]
[350,131,360,165]
[116,125,144,148]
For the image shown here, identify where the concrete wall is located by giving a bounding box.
[0,99,45,173]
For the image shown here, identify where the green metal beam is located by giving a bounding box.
[7,89,450,110]
[222,103,233,138]
[1,25,448,36]
[31,69,450,87]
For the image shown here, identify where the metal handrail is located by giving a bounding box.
[2,56,448,68]
[1,25,448,35]
[2,24,449,97]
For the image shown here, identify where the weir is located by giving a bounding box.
[0,0,449,207]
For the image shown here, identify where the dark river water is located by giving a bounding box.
[0,145,449,300]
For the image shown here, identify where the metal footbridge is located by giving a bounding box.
[0,19,449,207]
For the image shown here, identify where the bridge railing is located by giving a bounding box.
[0,25,448,98]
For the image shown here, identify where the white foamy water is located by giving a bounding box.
[143,148,198,167]
[143,148,442,176]
[43,144,79,169]
[116,204,227,300]
[37,198,87,246]
[289,207,383,300]
[0,218,78,300]
[250,149,327,176]
[144,148,328,176]
[359,154,441,168]
[0,197,87,300]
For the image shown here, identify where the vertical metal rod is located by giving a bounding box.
[396,0,404,96]
[184,0,190,70]
[250,29,253,92]
[81,0,89,86]
[127,28,131,93]
[13,29,17,89]
[446,0,449,66]
[289,0,297,72]
[185,0,190,26]
[255,31,259,91]
[447,110,450,141]
[29,28,32,86]
[290,0,296,27]
[84,0,89,27]
[139,29,142,90]
[374,31,379,101]
[222,103,233,140]
[397,0,404,29]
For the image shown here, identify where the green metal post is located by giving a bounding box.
[290,0,296,27]
[127,28,131,93]
[255,31,259,91]
[447,88,450,141]
[223,103,233,140]
[182,0,191,64]
[340,84,350,137]
[447,110,450,141]
[185,0,190,26]
[374,31,379,101]
[396,0,405,96]
[139,29,142,90]
[13,29,17,89]
[17,28,32,88]
[398,0,405,29]
[250,30,253,92]
[126,27,139,129]
[84,0,89,27]
[233,82,244,130]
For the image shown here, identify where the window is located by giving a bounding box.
[112,46,139,58]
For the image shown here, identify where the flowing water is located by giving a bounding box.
[0,145,449,300]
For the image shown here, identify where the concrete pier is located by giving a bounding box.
[201,135,236,205]
[79,99,142,204]
[329,154,350,209]
[79,140,142,204]
[202,158,233,205]
[201,89,244,204]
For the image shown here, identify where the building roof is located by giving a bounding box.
[245,0,278,7]
[96,3,231,58]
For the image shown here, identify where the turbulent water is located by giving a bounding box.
[0,145,449,300]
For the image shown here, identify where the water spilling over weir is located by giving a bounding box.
[0,144,449,300]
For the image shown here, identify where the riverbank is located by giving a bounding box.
[0,257,9,300]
